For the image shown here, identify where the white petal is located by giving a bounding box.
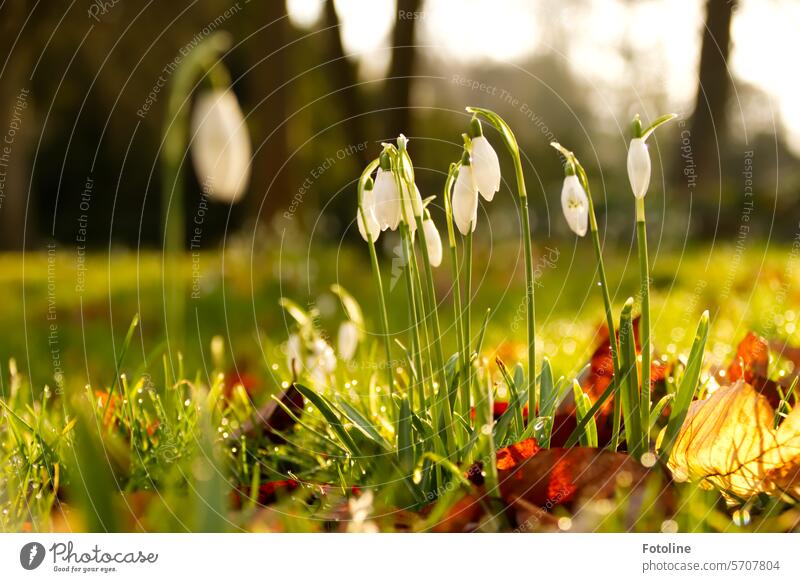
[627,138,651,199]
[561,175,588,237]
[190,90,252,203]
[372,169,401,230]
[337,321,359,361]
[357,189,381,242]
[470,136,501,201]
[422,218,443,267]
[452,165,479,235]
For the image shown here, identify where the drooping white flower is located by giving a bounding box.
[337,321,359,361]
[357,185,381,242]
[561,174,589,237]
[452,163,479,235]
[422,217,443,267]
[470,135,501,201]
[190,89,252,203]
[372,166,401,231]
[627,137,651,199]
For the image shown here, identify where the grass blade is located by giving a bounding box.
[659,310,709,460]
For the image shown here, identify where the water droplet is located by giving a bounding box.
[640,452,657,468]
[732,509,751,527]
[660,519,678,533]
[557,517,572,531]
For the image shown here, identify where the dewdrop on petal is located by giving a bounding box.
[337,320,359,361]
[452,157,479,235]
[468,117,501,201]
[422,217,443,267]
[560,171,589,237]
[372,152,401,231]
[190,89,252,202]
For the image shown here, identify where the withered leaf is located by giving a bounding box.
[667,380,800,497]
[498,447,648,509]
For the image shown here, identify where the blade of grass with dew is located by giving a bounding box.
[336,396,392,451]
[538,357,557,447]
[103,313,139,420]
[293,384,360,456]
[572,380,598,447]
[619,298,644,458]
[658,311,709,460]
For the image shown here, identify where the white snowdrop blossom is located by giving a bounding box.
[190,89,252,203]
[627,137,651,199]
[561,174,589,237]
[372,166,401,231]
[470,135,501,201]
[452,163,479,235]
[422,217,443,267]
[337,321,359,361]
[347,491,379,533]
[400,181,424,233]
[357,185,381,242]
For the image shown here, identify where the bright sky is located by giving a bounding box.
[287,0,800,154]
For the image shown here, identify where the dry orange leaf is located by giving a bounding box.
[667,380,800,497]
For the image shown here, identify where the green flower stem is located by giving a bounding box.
[467,106,536,426]
[357,160,393,395]
[160,32,231,346]
[463,230,474,425]
[636,196,651,448]
[443,163,469,440]
[399,223,426,413]
[551,142,623,448]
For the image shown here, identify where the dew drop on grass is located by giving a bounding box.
[557,517,572,531]
[660,519,678,533]
[533,420,545,431]
[184,399,191,407]
[733,509,751,527]
[481,424,492,435]
[640,452,657,468]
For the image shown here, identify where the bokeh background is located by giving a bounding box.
[1,0,798,393]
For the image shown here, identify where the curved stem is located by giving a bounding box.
[467,106,536,425]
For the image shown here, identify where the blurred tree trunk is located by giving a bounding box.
[0,2,36,249]
[239,1,292,222]
[384,0,420,139]
[322,0,369,165]
[686,0,737,205]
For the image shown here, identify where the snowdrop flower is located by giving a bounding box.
[451,160,479,235]
[627,137,651,199]
[190,89,252,203]
[468,118,501,201]
[357,179,381,242]
[347,491,378,533]
[373,153,401,231]
[560,171,589,237]
[422,217,443,267]
[337,320,359,361]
